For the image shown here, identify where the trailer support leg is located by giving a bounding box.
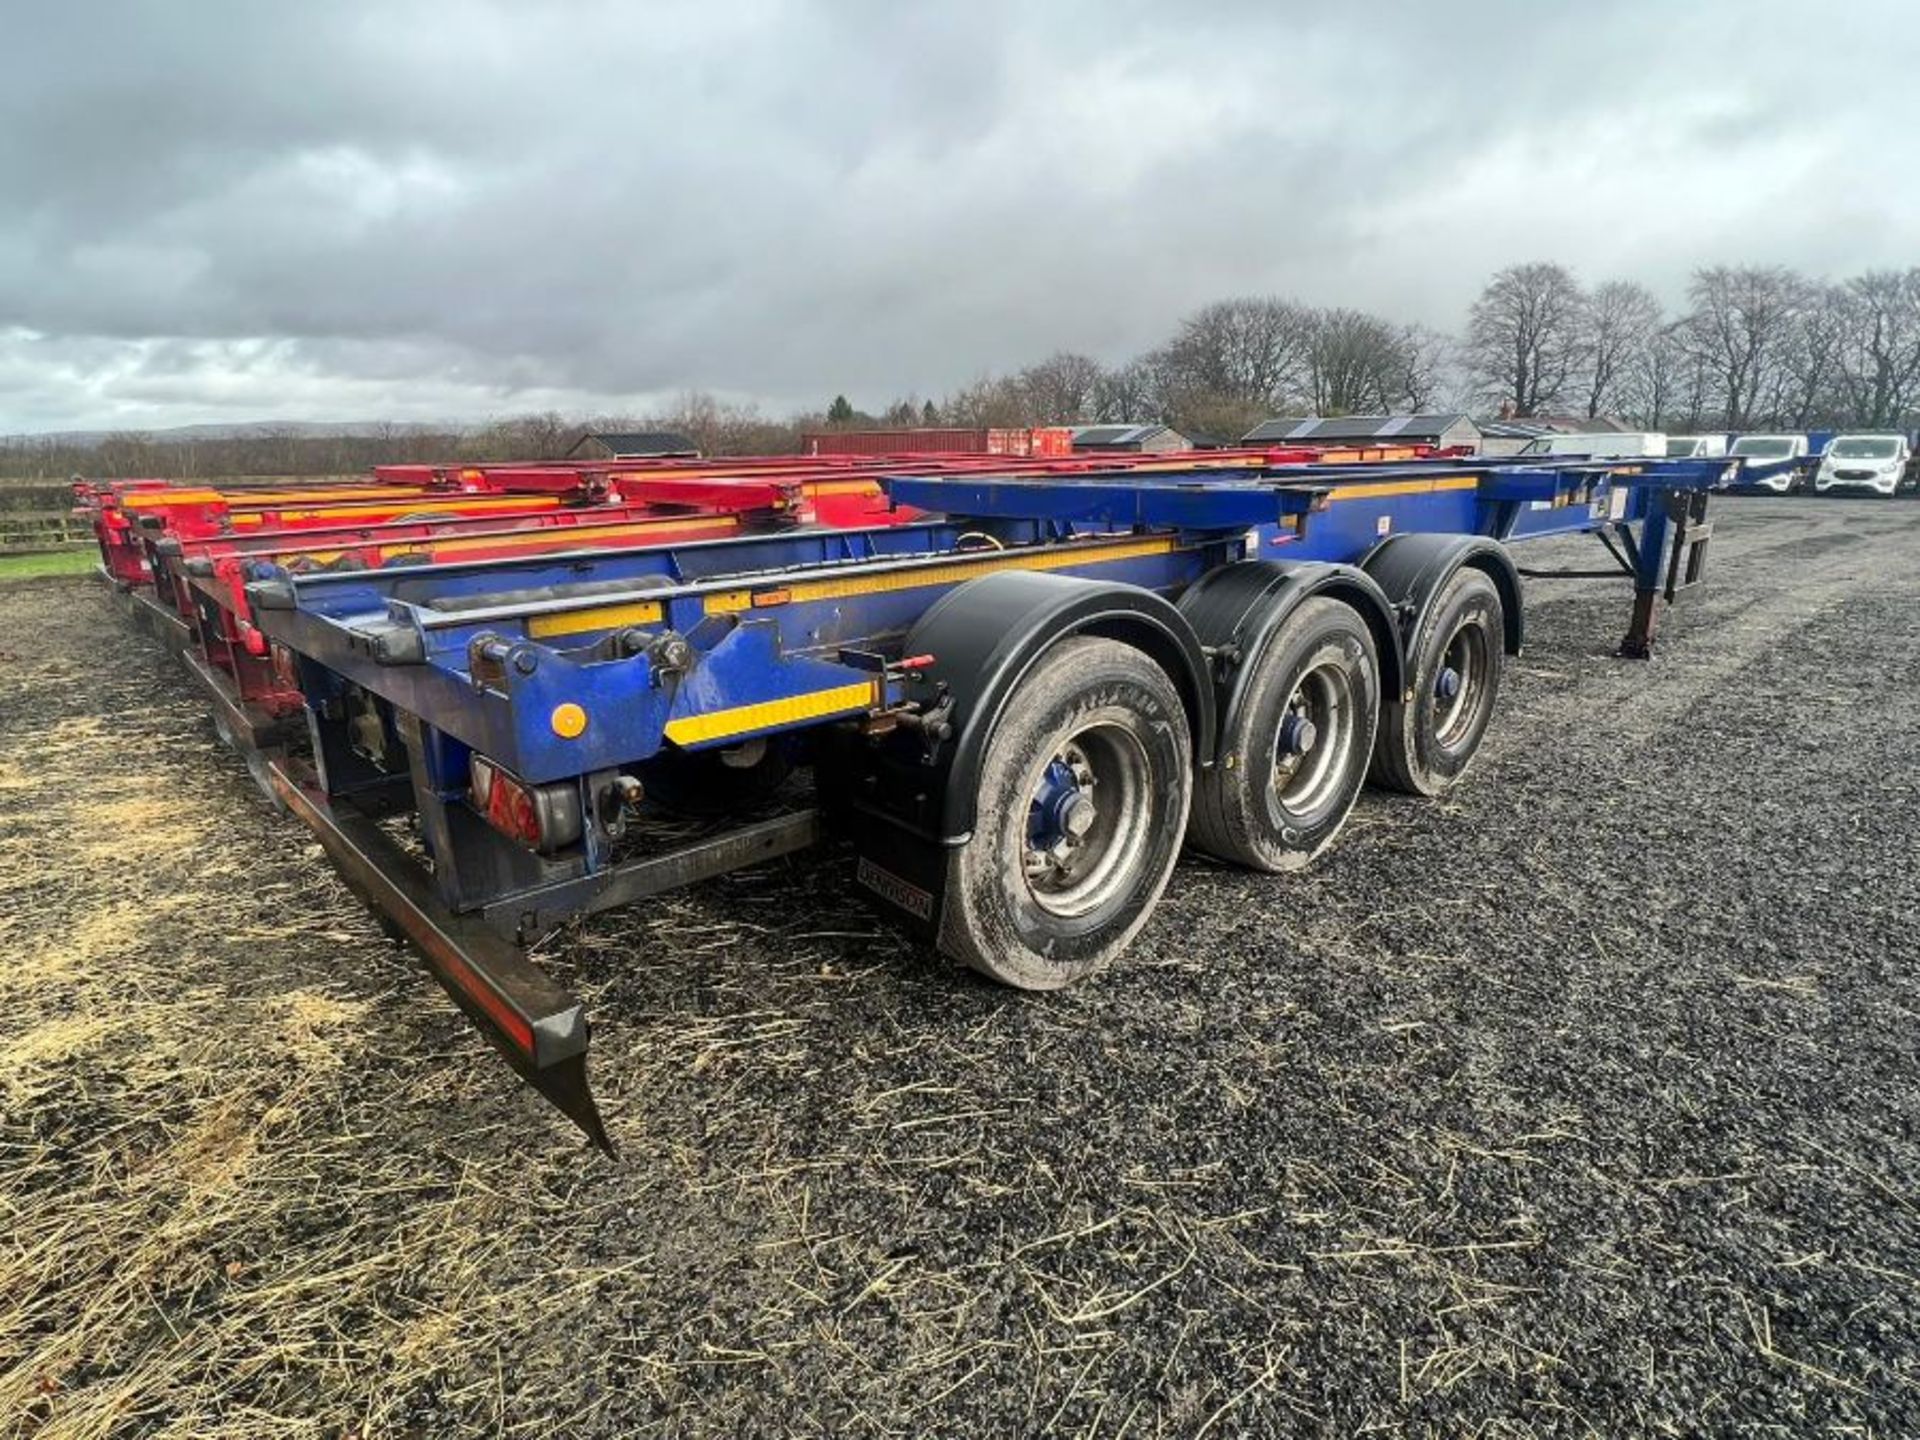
[1617,488,1710,660]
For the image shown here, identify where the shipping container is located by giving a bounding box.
[803,427,1071,458]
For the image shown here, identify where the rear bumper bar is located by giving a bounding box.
[266,755,612,1154]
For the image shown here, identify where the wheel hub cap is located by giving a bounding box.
[1278,712,1318,755]
[1027,758,1094,852]
[1021,732,1150,919]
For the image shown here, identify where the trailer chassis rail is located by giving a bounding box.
[264,752,614,1153]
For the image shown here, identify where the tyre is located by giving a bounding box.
[939,635,1192,990]
[1189,596,1380,871]
[1371,568,1505,797]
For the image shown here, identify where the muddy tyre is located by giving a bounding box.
[1189,597,1379,871]
[1371,567,1504,796]
[939,636,1192,991]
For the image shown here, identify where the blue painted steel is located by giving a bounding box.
[1027,759,1082,852]
[253,457,1733,794]
[257,533,1226,784]
[256,516,1057,620]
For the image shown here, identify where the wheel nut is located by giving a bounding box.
[1062,795,1096,837]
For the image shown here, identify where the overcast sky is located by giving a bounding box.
[3,0,1915,434]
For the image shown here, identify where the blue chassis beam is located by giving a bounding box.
[250,457,1733,787]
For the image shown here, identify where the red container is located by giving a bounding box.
[802,427,1068,458]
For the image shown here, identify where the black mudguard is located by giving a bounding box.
[1178,559,1406,717]
[821,570,1212,936]
[1361,533,1524,660]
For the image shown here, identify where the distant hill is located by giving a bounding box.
[1,420,464,445]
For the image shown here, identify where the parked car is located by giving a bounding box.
[1664,435,1729,458]
[1726,434,1809,493]
[1814,434,1913,497]
[1517,432,1667,459]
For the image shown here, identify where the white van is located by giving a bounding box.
[1727,434,1809,493]
[1814,434,1912,497]
[1517,432,1667,459]
[1664,435,1729,458]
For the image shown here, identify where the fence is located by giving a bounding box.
[0,508,92,553]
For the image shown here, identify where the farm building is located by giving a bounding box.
[567,430,702,460]
[1243,413,1482,452]
[1069,423,1191,454]
[1475,419,1552,457]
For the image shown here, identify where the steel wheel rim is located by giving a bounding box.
[1021,724,1152,919]
[1433,621,1490,750]
[1272,658,1353,816]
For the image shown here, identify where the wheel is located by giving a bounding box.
[1189,597,1380,871]
[1371,568,1505,797]
[938,635,1192,990]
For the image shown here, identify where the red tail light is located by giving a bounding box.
[468,756,583,854]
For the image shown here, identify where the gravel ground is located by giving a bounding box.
[3,496,1917,1437]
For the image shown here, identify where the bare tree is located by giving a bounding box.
[940,374,1035,427]
[1837,268,1920,427]
[1393,324,1452,413]
[1018,352,1103,423]
[1682,265,1802,429]
[1619,322,1689,428]
[1579,280,1662,418]
[1779,285,1850,427]
[1307,308,1407,415]
[1465,262,1583,416]
[1153,297,1314,412]
[1092,359,1159,423]
[644,392,800,455]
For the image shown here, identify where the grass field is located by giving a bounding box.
[0,549,97,580]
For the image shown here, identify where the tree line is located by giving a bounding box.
[1465,262,1920,432]
[5,260,1917,480]
[872,262,1920,438]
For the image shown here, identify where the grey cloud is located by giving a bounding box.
[2,0,1916,431]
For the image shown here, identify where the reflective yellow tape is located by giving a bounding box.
[527,599,663,639]
[123,488,226,508]
[1324,476,1482,502]
[701,536,1178,616]
[124,485,424,509]
[262,496,560,522]
[663,680,880,746]
[805,479,885,497]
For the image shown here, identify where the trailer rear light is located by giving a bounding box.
[469,756,583,854]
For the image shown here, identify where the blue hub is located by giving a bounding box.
[1434,665,1462,702]
[1028,758,1090,851]
[1278,712,1318,756]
